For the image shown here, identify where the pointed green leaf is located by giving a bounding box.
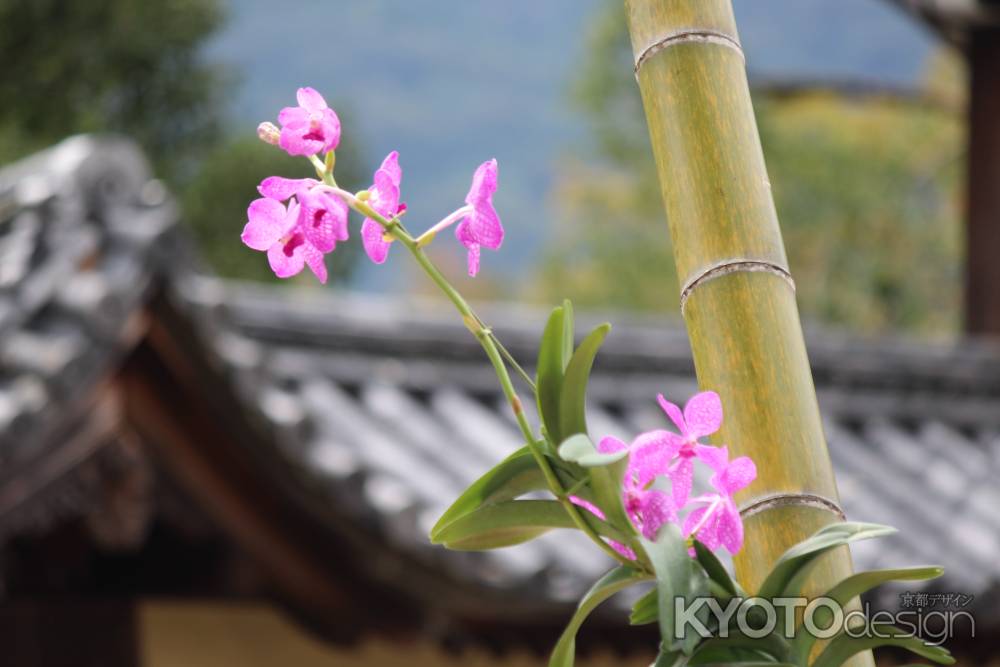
[558,322,611,440]
[693,540,742,599]
[432,500,626,550]
[688,633,791,664]
[590,452,632,532]
[631,543,740,629]
[558,434,629,467]
[812,625,955,667]
[757,522,897,600]
[561,299,574,371]
[630,587,659,626]
[549,566,651,667]
[537,306,568,445]
[790,566,944,662]
[652,645,684,666]
[430,445,547,540]
[642,523,710,656]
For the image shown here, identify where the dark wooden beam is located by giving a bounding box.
[965,27,1000,335]
[0,598,138,667]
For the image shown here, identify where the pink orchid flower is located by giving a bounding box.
[241,198,328,283]
[455,159,503,276]
[657,391,725,508]
[258,176,349,254]
[568,429,681,560]
[277,87,341,157]
[682,446,757,555]
[361,151,403,264]
[598,434,679,541]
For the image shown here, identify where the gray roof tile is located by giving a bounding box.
[3,136,1000,617]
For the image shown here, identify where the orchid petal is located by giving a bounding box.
[639,489,676,540]
[299,190,348,253]
[608,540,637,560]
[296,86,328,112]
[258,176,318,202]
[715,455,757,495]
[465,158,497,205]
[695,444,729,473]
[361,218,391,264]
[455,220,481,276]
[570,495,605,521]
[669,457,695,508]
[302,242,328,284]
[378,151,402,187]
[242,198,288,251]
[716,502,744,554]
[684,391,723,438]
[467,202,504,250]
[465,243,481,277]
[657,394,688,436]
[279,127,326,157]
[370,168,401,218]
[267,232,306,278]
[277,106,308,127]
[597,436,628,454]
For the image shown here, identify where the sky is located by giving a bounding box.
[207,0,938,291]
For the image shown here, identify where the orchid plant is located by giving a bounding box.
[241,88,953,667]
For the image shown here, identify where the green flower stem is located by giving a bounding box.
[469,311,537,393]
[352,202,633,567]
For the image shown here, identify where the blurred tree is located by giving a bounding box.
[537,0,963,336]
[0,0,364,283]
[0,0,225,180]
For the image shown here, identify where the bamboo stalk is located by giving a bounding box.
[623,2,873,665]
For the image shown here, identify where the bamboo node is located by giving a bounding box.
[633,29,744,76]
[679,259,795,315]
[739,493,846,521]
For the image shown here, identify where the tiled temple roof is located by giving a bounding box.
[2,136,1000,623]
[886,0,1000,44]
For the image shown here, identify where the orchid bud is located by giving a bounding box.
[257,122,280,146]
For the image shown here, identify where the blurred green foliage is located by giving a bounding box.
[537,0,963,336]
[0,0,362,284]
[0,0,226,180]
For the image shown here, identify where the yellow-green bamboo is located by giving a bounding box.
[623,2,873,665]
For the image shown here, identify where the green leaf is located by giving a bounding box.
[688,633,791,665]
[757,522,897,600]
[561,299,574,371]
[630,587,659,626]
[555,431,631,535]
[693,662,795,667]
[537,305,569,445]
[812,625,955,667]
[430,445,547,540]
[558,433,629,467]
[558,322,611,440]
[693,540,743,599]
[549,566,650,667]
[789,565,944,662]
[631,544,740,629]
[642,523,710,656]
[432,500,625,550]
[652,645,684,666]
[589,451,632,532]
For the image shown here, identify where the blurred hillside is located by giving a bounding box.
[537,1,962,336]
[1,0,954,332]
[209,0,937,291]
